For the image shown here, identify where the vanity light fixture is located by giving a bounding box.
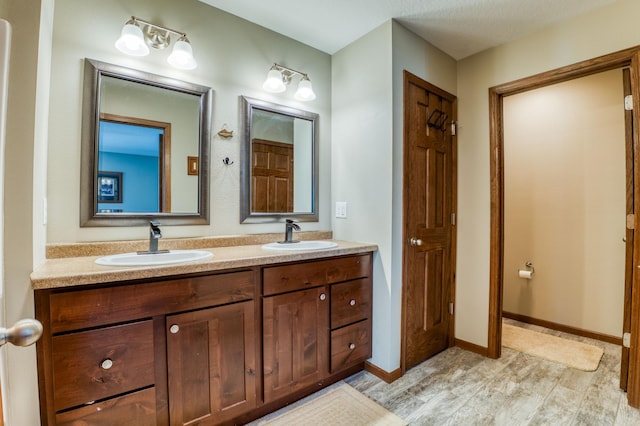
[115,17,197,70]
[262,63,316,101]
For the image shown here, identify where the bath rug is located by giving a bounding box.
[254,383,407,426]
[503,323,604,371]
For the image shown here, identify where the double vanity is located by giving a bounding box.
[33,53,358,424]
[31,236,376,425]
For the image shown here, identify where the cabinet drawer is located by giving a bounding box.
[330,320,371,373]
[331,278,371,329]
[48,270,254,333]
[263,254,371,296]
[55,387,156,426]
[52,320,155,411]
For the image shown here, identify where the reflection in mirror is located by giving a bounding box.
[240,96,318,223]
[80,59,212,226]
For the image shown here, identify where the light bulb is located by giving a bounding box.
[168,37,197,70]
[263,68,286,93]
[115,21,149,56]
[295,77,316,101]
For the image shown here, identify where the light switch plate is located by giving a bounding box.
[335,201,347,218]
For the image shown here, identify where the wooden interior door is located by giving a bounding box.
[0,18,8,426]
[402,71,457,371]
[621,68,635,391]
[252,139,294,212]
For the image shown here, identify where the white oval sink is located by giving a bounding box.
[262,241,339,251]
[95,250,213,266]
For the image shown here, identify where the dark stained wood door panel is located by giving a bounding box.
[166,301,256,426]
[402,71,457,371]
[252,139,294,212]
[263,286,330,402]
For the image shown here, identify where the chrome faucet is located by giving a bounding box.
[283,219,301,243]
[149,220,162,253]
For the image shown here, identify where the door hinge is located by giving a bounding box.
[451,213,456,226]
[449,302,454,315]
[451,121,457,136]
[624,332,631,348]
[627,214,635,230]
[625,95,633,111]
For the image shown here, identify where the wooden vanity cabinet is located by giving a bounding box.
[35,251,373,426]
[262,253,373,404]
[35,269,257,426]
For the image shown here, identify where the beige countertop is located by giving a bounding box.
[31,240,377,290]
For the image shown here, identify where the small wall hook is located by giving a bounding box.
[222,157,234,165]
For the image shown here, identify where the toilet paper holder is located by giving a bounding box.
[518,261,535,279]
[524,261,534,273]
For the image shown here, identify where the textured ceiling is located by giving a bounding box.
[200,0,616,59]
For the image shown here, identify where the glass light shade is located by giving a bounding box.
[294,77,316,101]
[167,38,197,70]
[115,22,149,56]
[263,69,286,93]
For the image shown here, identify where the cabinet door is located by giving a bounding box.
[166,301,256,426]
[263,287,330,402]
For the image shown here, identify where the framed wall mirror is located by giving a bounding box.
[80,59,212,227]
[240,96,319,223]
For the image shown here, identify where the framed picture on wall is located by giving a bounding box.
[98,171,123,203]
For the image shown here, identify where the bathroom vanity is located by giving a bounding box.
[31,240,375,425]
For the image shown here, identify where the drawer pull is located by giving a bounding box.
[100,359,113,370]
[349,299,356,306]
[319,293,327,301]
[170,324,180,334]
[349,343,356,350]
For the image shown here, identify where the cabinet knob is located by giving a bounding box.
[349,343,356,350]
[349,299,356,306]
[100,359,113,370]
[170,324,180,334]
[319,293,326,301]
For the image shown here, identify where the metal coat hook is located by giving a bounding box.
[427,109,448,132]
[222,157,234,165]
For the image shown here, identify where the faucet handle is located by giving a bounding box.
[149,221,162,240]
[286,219,301,231]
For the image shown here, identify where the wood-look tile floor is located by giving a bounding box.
[344,319,640,425]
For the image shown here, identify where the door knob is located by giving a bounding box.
[410,238,423,246]
[0,319,43,347]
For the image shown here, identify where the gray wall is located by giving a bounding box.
[48,0,332,242]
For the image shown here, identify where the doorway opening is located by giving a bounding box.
[99,113,172,213]
[502,68,627,342]
[489,46,640,407]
